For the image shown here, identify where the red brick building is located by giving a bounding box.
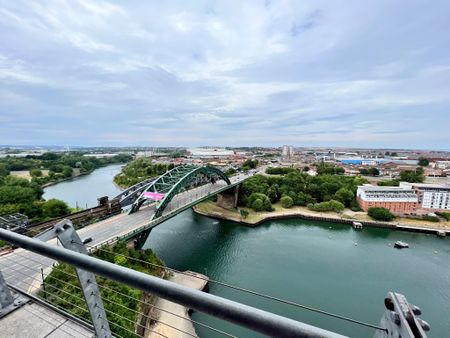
[356,185,418,215]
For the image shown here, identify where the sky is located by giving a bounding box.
[1,1,449,149]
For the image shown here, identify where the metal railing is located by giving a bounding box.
[0,228,345,338]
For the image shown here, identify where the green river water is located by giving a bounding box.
[146,210,450,338]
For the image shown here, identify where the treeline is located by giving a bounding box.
[0,152,132,186]
[114,157,175,188]
[239,169,367,212]
[0,152,131,222]
[0,174,70,222]
[39,242,165,338]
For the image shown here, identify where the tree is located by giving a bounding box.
[62,166,73,178]
[252,199,264,211]
[368,207,395,221]
[303,166,310,172]
[307,200,344,212]
[334,188,354,207]
[240,209,249,219]
[280,196,294,208]
[0,163,9,177]
[42,199,70,218]
[30,169,42,177]
[242,159,258,169]
[418,157,429,167]
[399,169,424,183]
[248,192,272,212]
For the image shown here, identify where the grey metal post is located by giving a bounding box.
[1,228,345,338]
[0,270,14,309]
[36,220,112,338]
[374,292,429,338]
[0,270,28,318]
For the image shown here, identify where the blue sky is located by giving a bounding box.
[1,1,449,149]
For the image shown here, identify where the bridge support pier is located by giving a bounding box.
[134,228,152,250]
[216,185,240,209]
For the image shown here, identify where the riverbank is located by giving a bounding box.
[146,271,208,338]
[41,169,87,187]
[193,201,450,234]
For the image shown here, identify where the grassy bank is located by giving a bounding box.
[39,242,166,338]
[194,201,450,230]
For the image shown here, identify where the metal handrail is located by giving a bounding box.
[0,228,345,338]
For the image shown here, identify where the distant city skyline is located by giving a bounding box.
[1,1,450,148]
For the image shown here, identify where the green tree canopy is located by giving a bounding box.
[42,199,70,218]
[368,207,395,221]
[280,195,294,208]
[418,157,430,166]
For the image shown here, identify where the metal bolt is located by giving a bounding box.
[412,305,422,315]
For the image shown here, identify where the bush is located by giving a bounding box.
[252,199,264,211]
[422,215,440,222]
[30,169,42,177]
[368,207,395,221]
[240,209,249,219]
[436,212,450,221]
[378,180,400,186]
[280,196,294,208]
[248,193,273,212]
[307,200,345,213]
[42,199,70,218]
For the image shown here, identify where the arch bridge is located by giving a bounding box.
[130,163,230,212]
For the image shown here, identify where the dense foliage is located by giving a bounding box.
[377,180,400,186]
[266,167,296,175]
[39,242,165,338]
[399,167,425,183]
[418,157,430,166]
[422,215,439,222]
[307,200,345,212]
[239,170,366,212]
[0,152,132,186]
[436,212,450,221]
[316,162,345,175]
[241,159,259,171]
[0,175,67,222]
[359,167,380,176]
[280,195,294,208]
[113,158,175,188]
[368,207,395,221]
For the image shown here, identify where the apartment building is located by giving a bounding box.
[399,182,450,212]
[356,185,418,215]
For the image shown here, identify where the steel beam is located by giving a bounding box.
[36,220,112,338]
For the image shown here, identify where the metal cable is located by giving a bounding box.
[0,258,169,338]
[89,244,387,332]
[5,249,236,337]
[2,267,142,338]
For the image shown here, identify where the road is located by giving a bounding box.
[0,167,265,293]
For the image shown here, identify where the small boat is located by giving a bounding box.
[352,221,363,230]
[437,230,446,237]
[394,241,409,249]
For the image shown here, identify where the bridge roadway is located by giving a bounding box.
[0,168,265,292]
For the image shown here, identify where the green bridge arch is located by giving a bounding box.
[129,164,231,218]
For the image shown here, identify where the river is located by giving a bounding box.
[43,166,450,337]
[43,164,124,208]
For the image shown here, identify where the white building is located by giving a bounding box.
[282,145,294,158]
[187,148,235,158]
[399,182,450,211]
